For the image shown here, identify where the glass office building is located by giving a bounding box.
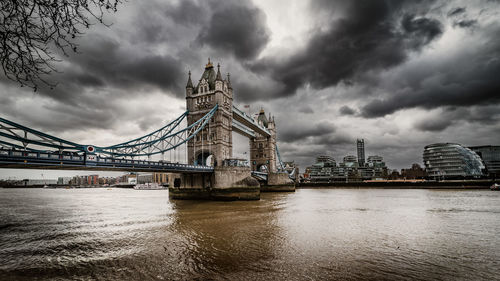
[469,146,500,177]
[423,143,485,179]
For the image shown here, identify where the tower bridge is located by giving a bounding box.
[0,60,295,200]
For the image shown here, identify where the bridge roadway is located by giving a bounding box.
[232,106,270,137]
[0,150,213,173]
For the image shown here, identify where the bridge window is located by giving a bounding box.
[259,143,263,148]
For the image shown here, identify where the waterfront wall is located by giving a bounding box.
[297,180,495,189]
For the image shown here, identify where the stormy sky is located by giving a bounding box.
[1,0,500,179]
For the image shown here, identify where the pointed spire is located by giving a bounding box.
[186,70,193,88]
[216,63,222,81]
[205,58,213,69]
[227,72,232,89]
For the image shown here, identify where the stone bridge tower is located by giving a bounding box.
[186,59,233,166]
[250,109,277,173]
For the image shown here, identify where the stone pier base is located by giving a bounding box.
[261,172,295,192]
[168,167,260,201]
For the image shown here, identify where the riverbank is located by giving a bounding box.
[0,184,136,188]
[297,180,496,189]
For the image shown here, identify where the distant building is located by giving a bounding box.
[469,146,500,178]
[316,155,335,163]
[388,169,401,180]
[57,177,71,185]
[19,179,57,186]
[283,161,299,182]
[366,155,388,178]
[423,143,485,179]
[342,155,358,167]
[339,156,360,181]
[98,177,116,185]
[87,175,99,185]
[357,139,365,167]
[303,166,312,179]
[310,156,337,181]
[401,164,427,179]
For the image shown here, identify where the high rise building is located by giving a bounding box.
[423,143,485,179]
[357,139,365,167]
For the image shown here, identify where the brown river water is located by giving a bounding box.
[0,188,499,280]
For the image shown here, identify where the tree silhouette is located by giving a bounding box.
[0,0,121,91]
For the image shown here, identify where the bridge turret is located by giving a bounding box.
[250,108,277,173]
[215,63,224,91]
[186,70,193,96]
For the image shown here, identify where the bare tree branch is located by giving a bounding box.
[0,0,121,91]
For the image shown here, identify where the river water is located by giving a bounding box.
[0,188,499,280]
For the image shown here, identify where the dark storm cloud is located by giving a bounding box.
[279,123,336,143]
[401,14,443,49]
[249,0,443,100]
[361,42,500,118]
[339,105,356,115]
[34,34,184,105]
[31,0,269,105]
[313,133,353,146]
[198,1,270,60]
[447,7,466,17]
[454,19,478,28]
[414,106,500,132]
[0,0,272,135]
[415,118,454,132]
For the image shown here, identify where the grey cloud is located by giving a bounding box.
[298,105,314,114]
[339,105,356,115]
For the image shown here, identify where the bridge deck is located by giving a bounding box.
[0,151,213,173]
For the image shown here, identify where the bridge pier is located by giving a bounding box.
[169,167,260,200]
[260,172,296,192]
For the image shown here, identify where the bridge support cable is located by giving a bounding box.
[208,117,211,166]
[0,117,85,153]
[96,105,218,158]
[275,144,286,172]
